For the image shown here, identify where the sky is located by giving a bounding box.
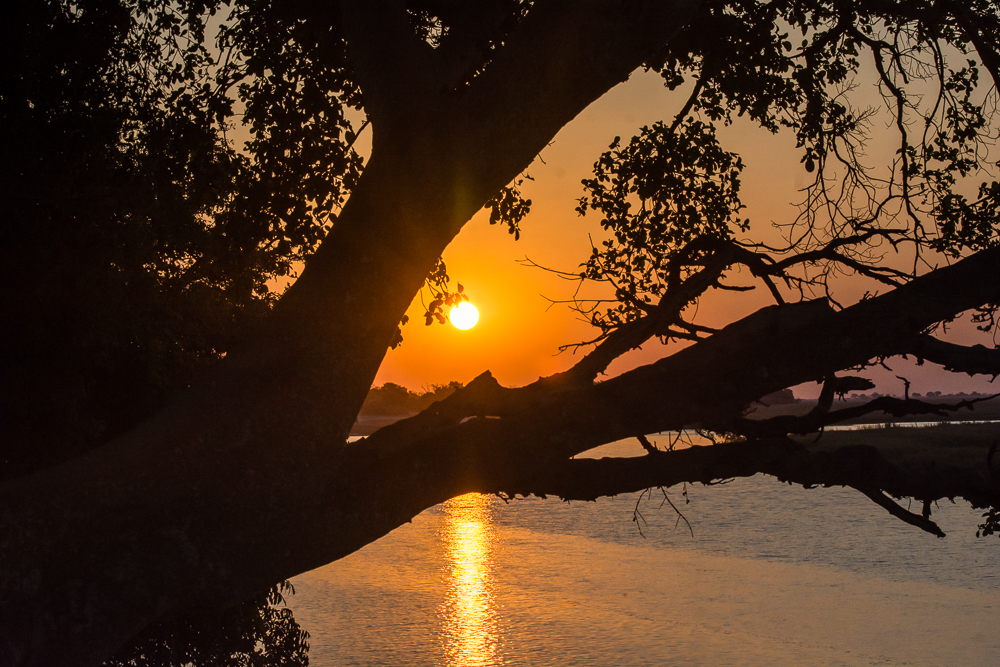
[367,69,999,399]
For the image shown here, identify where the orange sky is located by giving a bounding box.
[369,70,998,399]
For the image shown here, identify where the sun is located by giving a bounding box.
[449,301,480,330]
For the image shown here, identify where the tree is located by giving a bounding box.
[3,1,1000,665]
[100,582,308,667]
[358,381,463,416]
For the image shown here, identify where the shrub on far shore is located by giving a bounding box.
[359,381,463,416]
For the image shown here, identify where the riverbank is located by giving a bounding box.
[351,414,416,436]
[352,393,1000,439]
[749,392,1000,424]
[793,421,998,475]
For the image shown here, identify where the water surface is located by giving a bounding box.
[290,439,998,666]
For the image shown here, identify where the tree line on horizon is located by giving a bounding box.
[359,381,464,416]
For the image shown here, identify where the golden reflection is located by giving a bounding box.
[439,493,501,666]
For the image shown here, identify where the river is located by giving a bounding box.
[288,439,998,666]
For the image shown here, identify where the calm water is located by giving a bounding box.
[289,439,998,666]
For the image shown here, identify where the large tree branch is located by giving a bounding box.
[343,0,705,219]
[353,246,1000,525]
[339,248,1000,548]
[465,0,700,128]
[442,0,702,205]
[499,437,1000,537]
[722,394,999,439]
[907,335,1000,377]
[343,0,706,241]
[340,0,438,129]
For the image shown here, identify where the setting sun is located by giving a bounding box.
[449,302,480,330]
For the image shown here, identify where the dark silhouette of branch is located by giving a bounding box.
[345,247,1000,550]
[501,437,994,537]
[721,394,1000,439]
[907,336,1000,377]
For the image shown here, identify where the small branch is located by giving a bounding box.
[562,241,740,382]
[637,434,658,454]
[853,486,945,537]
[659,486,694,537]
[632,489,648,537]
[896,375,911,401]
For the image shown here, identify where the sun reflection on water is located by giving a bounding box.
[438,493,501,666]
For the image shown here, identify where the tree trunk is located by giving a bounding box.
[0,147,464,667]
[0,3,703,663]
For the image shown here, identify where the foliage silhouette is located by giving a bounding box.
[101,583,308,667]
[1,0,315,660]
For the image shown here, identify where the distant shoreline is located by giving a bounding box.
[747,393,1000,425]
[351,414,417,436]
[350,393,1000,437]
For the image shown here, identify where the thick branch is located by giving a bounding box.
[340,0,438,129]
[321,248,1000,571]
[356,247,1000,508]
[340,249,1000,554]
[725,394,999,439]
[498,437,998,537]
[907,335,1000,377]
[563,244,734,383]
[373,246,1000,457]
[449,0,702,200]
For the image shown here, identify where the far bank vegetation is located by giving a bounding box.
[359,381,464,417]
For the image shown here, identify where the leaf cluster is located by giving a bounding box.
[389,258,471,349]
[1,0,370,476]
[422,259,470,326]
[102,582,309,667]
[485,176,532,241]
[570,0,1000,344]
[2,2,367,659]
[577,120,746,333]
[219,0,366,275]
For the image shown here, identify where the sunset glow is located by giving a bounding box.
[371,72,999,396]
[449,302,480,330]
[440,493,499,666]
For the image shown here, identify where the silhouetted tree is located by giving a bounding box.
[1,0,315,661]
[3,1,1000,665]
[359,381,463,415]
[101,583,308,667]
[359,382,416,416]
